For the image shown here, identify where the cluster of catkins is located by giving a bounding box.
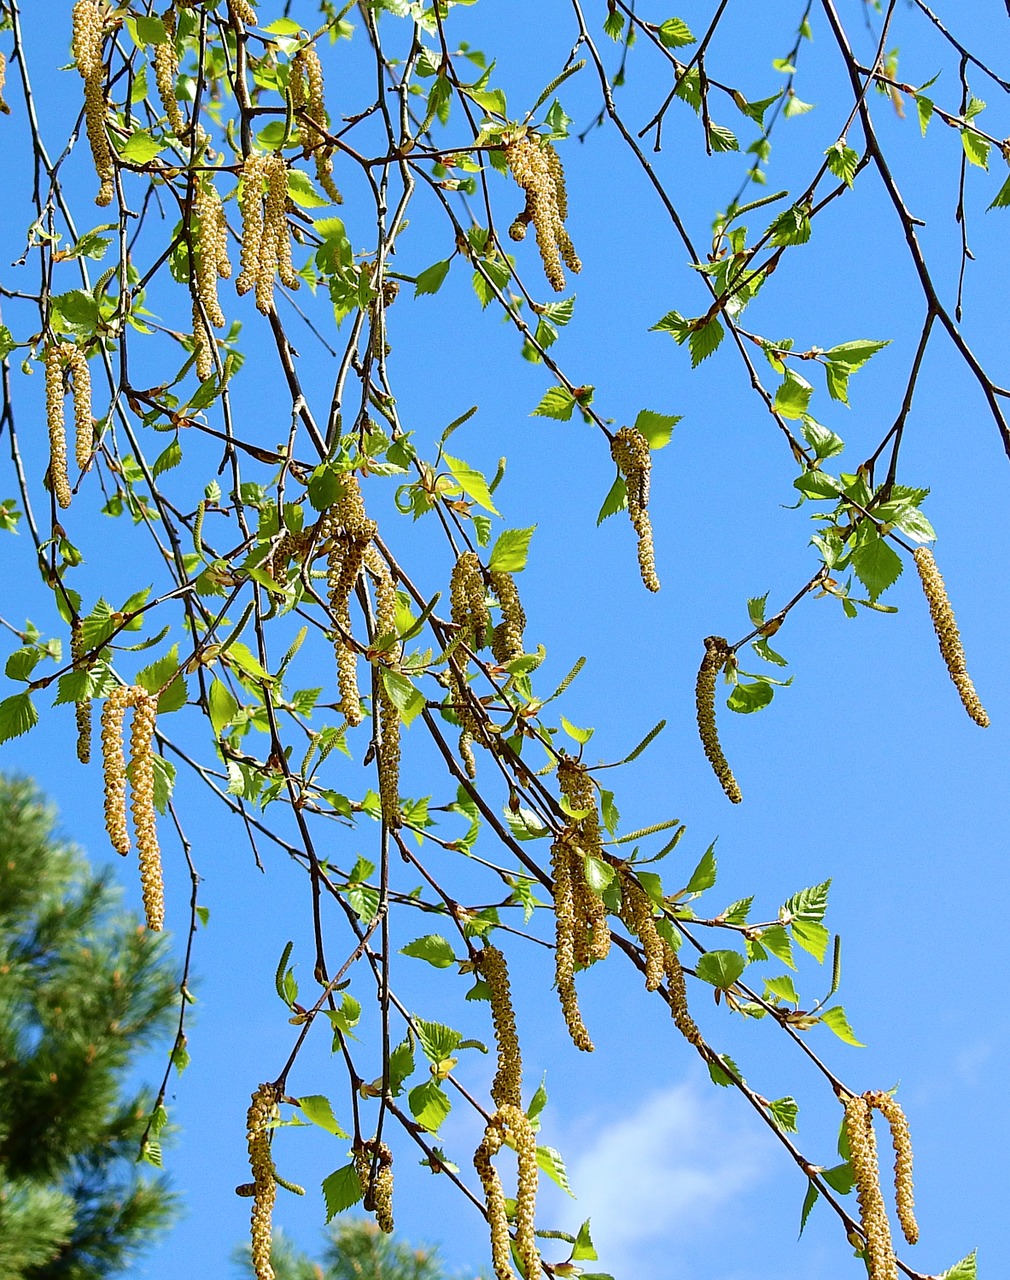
[354,1139,395,1233]
[695,636,742,804]
[474,943,541,1280]
[290,44,342,204]
[153,5,184,135]
[45,341,93,510]
[448,552,526,776]
[236,151,300,315]
[550,761,611,1052]
[71,0,114,205]
[191,181,232,379]
[843,1090,918,1280]
[504,132,581,293]
[610,426,659,592]
[100,684,164,930]
[913,547,989,727]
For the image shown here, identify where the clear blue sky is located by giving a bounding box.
[1,3,1008,1279]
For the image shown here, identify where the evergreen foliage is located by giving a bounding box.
[0,776,179,1279]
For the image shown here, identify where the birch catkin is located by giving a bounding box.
[71,618,91,764]
[844,1093,898,1280]
[191,179,231,379]
[696,636,742,803]
[130,690,164,931]
[45,341,93,503]
[611,425,659,592]
[479,943,522,1109]
[619,871,664,991]
[101,685,134,856]
[490,571,526,664]
[71,0,114,206]
[324,476,376,728]
[913,547,989,727]
[865,1090,918,1246]
[365,544,401,829]
[550,833,594,1052]
[504,133,581,293]
[662,941,703,1047]
[474,1105,541,1280]
[355,1140,394,1233]
[246,1083,279,1280]
[290,44,342,205]
[557,761,610,965]
[153,6,183,135]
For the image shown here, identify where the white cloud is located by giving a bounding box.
[554,1079,771,1279]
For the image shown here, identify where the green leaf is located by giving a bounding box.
[774,370,813,420]
[825,141,858,187]
[52,290,101,335]
[987,171,1010,210]
[684,842,717,894]
[0,692,38,743]
[300,1095,349,1137]
[768,205,811,247]
[400,934,457,968]
[851,532,902,601]
[120,130,165,164]
[153,439,182,477]
[765,974,800,1006]
[727,680,774,713]
[505,807,551,841]
[823,339,889,369]
[208,677,239,737]
[707,1052,744,1087]
[380,669,425,727]
[572,1220,598,1262]
[532,385,577,421]
[584,856,615,894]
[5,648,42,681]
[322,1165,363,1220]
[560,715,593,745]
[414,259,451,297]
[287,168,331,208]
[307,463,344,512]
[689,318,724,367]
[791,919,830,962]
[488,526,535,573]
[151,754,176,814]
[597,475,627,524]
[633,409,680,449]
[819,1005,865,1047]
[916,94,934,135]
[387,1039,415,1094]
[537,1145,574,1196]
[658,17,696,47]
[408,1080,452,1132]
[443,454,500,515]
[822,1161,855,1195]
[415,1019,463,1062]
[783,880,830,924]
[695,949,746,989]
[758,924,795,969]
[783,94,814,118]
[137,644,180,696]
[223,640,272,683]
[768,1096,799,1133]
[941,1252,978,1280]
[962,129,990,169]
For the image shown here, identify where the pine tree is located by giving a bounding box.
[0,775,179,1279]
[240,1220,471,1280]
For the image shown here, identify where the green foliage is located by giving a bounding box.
[0,776,178,1277]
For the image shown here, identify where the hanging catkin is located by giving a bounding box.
[474,1105,541,1280]
[130,690,164,931]
[489,570,526,663]
[504,133,580,293]
[696,636,742,803]
[618,870,664,991]
[324,476,376,727]
[101,684,134,855]
[557,760,610,964]
[71,0,114,206]
[191,178,231,378]
[662,941,703,1046]
[70,618,92,764]
[153,6,183,135]
[478,943,522,1109]
[611,425,659,592]
[45,341,93,503]
[550,832,594,1052]
[913,547,989,727]
[844,1093,898,1280]
[290,44,342,204]
[355,1140,394,1233]
[246,1083,279,1280]
[236,152,298,314]
[865,1090,918,1246]
[365,544,401,829]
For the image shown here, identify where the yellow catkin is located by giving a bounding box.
[290,44,342,204]
[557,761,610,965]
[913,547,989,727]
[236,153,267,297]
[228,0,258,25]
[611,426,659,592]
[0,50,11,115]
[661,941,703,1046]
[355,1140,394,1233]
[71,619,91,764]
[550,834,594,1052]
[64,343,93,472]
[866,1090,918,1246]
[44,344,72,509]
[696,636,742,804]
[450,551,489,649]
[844,1094,898,1280]
[474,1106,541,1280]
[478,943,522,1110]
[489,571,525,664]
[130,690,164,931]
[246,1083,279,1280]
[71,0,114,206]
[365,544,401,829]
[324,477,377,728]
[153,6,183,135]
[504,133,580,293]
[101,685,134,855]
[191,179,231,377]
[260,152,298,312]
[619,871,664,992]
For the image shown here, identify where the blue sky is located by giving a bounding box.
[1,3,1008,1279]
